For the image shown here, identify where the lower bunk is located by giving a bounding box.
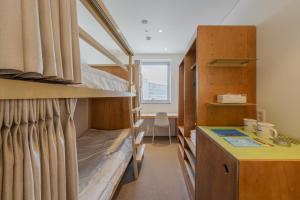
[77,128,132,200]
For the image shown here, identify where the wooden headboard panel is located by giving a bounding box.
[90,64,129,81]
[89,97,130,130]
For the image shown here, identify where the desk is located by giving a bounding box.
[140,113,178,136]
[141,113,178,119]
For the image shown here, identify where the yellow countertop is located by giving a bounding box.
[198,126,300,161]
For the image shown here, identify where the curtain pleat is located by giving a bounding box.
[21,0,43,77]
[0,0,81,83]
[0,0,24,74]
[60,99,78,200]
[0,99,78,199]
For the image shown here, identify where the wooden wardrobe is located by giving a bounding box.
[177,26,257,200]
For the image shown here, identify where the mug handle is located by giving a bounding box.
[271,128,278,138]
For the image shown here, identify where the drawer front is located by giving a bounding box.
[196,129,238,200]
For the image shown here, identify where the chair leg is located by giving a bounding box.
[152,126,155,144]
[169,126,172,144]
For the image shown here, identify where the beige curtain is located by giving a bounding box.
[0,98,78,200]
[0,0,81,83]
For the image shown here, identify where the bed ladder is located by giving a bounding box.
[128,57,145,179]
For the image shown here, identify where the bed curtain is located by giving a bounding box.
[0,0,81,83]
[0,99,78,200]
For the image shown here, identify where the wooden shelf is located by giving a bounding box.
[136,144,146,161]
[0,79,134,99]
[178,145,184,158]
[178,126,185,136]
[185,138,196,157]
[190,63,196,70]
[184,160,195,190]
[178,134,185,147]
[208,58,257,67]
[184,148,196,172]
[207,102,256,106]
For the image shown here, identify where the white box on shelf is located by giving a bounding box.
[217,94,247,104]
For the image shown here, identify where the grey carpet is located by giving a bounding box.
[114,137,189,200]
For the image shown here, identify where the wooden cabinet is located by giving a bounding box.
[197,131,237,200]
[196,127,300,200]
[177,25,256,200]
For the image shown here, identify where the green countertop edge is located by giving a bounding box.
[198,126,300,161]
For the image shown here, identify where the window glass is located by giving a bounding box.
[141,62,170,103]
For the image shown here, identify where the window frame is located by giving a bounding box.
[140,61,171,104]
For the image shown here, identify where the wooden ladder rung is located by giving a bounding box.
[135,131,145,146]
[132,107,141,112]
[136,144,146,161]
[133,119,144,129]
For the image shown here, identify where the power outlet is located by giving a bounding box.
[257,109,266,122]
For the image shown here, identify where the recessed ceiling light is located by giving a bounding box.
[141,19,148,24]
[146,36,152,41]
[158,29,163,33]
[145,29,149,33]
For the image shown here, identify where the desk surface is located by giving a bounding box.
[198,126,300,160]
[141,113,178,118]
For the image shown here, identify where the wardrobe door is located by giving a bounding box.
[196,129,238,200]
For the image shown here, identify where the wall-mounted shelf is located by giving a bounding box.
[208,58,257,67]
[207,102,256,106]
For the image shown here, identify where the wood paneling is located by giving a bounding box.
[184,47,196,136]
[239,161,300,200]
[178,62,185,126]
[197,26,256,126]
[196,130,238,200]
[90,97,130,130]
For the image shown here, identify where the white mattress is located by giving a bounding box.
[77,129,132,200]
[80,63,129,92]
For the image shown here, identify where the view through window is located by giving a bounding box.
[141,61,170,103]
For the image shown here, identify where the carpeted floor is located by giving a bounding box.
[113,137,189,200]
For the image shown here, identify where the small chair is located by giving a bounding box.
[153,112,172,144]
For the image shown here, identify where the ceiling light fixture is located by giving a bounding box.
[158,29,163,33]
[141,19,148,24]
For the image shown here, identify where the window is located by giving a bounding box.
[141,61,171,104]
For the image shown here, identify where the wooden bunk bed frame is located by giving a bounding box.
[0,0,145,199]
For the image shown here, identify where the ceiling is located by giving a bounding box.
[102,0,239,54]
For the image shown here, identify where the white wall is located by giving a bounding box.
[224,0,300,139]
[134,54,182,114]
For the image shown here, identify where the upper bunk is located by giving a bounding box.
[0,0,135,99]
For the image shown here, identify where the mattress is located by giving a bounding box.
[77,129,132,200]
[80,63,129,92]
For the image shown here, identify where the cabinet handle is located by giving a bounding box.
[223,164,229,174]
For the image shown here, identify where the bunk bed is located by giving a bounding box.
[77,129,132,200]
[0,0,145,199]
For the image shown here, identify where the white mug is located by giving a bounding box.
[256,122,278,139]
[243,118,257,133]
